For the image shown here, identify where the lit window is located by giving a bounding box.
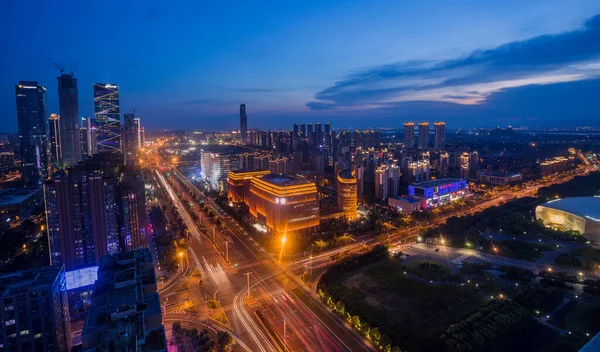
[5,319,15,326]
[20,330,29,336]
[34,333,42,339]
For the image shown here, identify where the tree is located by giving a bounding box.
[217,331,233,352]
[371,327,381,346]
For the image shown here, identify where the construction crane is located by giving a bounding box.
[47,57,79,76]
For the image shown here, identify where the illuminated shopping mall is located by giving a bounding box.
[536,197,600,243]
[227,169,270,204]
[247,174,320,236]
[336,170,357,220]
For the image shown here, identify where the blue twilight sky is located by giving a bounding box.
[2,0,600,131]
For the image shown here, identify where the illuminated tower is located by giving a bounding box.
[240,104,248,144]
[94,83,121,153]
[337,170,357,220]
[48,114,61,163]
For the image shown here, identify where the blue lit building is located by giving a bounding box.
[408,178,467,208]
[93,83,121,153]
[15,81,48,187]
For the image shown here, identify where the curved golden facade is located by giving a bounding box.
[337,170,357,220]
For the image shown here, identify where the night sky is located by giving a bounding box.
[2,1,600,131]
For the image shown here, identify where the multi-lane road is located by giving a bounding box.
[152,159,373,352]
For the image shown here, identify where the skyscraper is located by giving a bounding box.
[418,122,429,149]
[300,123,306,137]
[375,165,388,201]
[200,151,231,191]
[122,112,140,165]
[460,152,470,180]
[93,83,121,153]
[15,81,48,186]
[58,73,82,166]
[324,123,331,149]
[403,122,415,148]
[240,104,248,144]
[293,123,299,135]
[81,117,97,156]
[48,114,61,163]
[434,122,446,149]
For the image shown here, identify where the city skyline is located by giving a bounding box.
[2,1,600,131]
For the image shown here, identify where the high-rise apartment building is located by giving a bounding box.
[353,130,381,149]
[375,165,388,201]
[48,113,61,163]
[58,74,82,166]
[418,122,429,149]
[300,124,306,137]
[439,152,450,177]
[15,81,48,186]
[403,122,415,148]
[240,104,248,144]
[469,151,479,175]
[122,113,140,165]
[93,83,121,153]
[460,152,470,180]
[82,249,167,351]
[337,170,357,220]
[119,171,148,250]
[324,123,331,149]
[434,122,446,149]
[315,123,323,147]
[0,266,71,352]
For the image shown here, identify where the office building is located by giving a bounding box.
[536,197,600,243]
[0,266,71,352]
[81,117,97,156]
[227,170,270,204]
[434,122,446,149]
[200,151,231,191]
[15,81,48,186]
[58,73,82,166]
[337,170,357,220]
[408,178,467,209]
[48,113,61,163]
[417,122,429,149]
[324,123,332,149]
[439,153,449,177]
[93,83,121,153]
[300,124,306,137]
[247,174,320,236]
[293,123,299,135]
[0,188,43,219]
[119,170,148,250]
[477,171,522,185]
[403,122,415,148]
[82,249,167,351]
[240,104,248,144]
[387,163,401,198]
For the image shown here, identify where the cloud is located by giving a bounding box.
[307,14,600,110]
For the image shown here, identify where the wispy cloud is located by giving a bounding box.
[307,14,600,110]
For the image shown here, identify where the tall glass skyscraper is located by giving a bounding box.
[57,73,82,167]
[93,83,121,153]
[240,104,248,144]
[48,113,61,163]
[15,81,48,187]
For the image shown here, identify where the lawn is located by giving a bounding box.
[406,260,453,281]
[564,301,600,335]
[485,240,556,261]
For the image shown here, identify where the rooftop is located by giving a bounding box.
[338,170,355,180]
[260,173,312,187]
[539,197,600,222]
[411,178,464,188]
[0,266,61,297]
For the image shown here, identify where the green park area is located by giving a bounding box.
[555,247,600,270]
[318,246,594,351]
